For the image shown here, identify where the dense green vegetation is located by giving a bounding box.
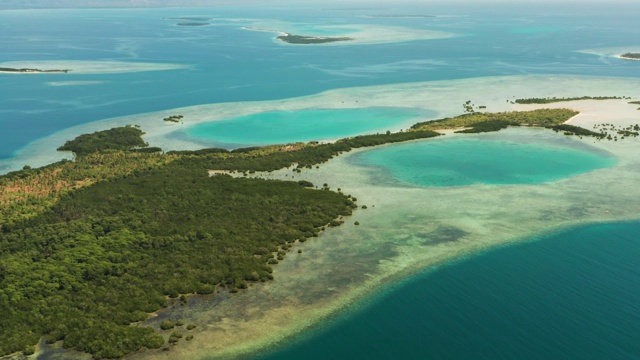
[0,155,355,358]
[57,126,148,156]
[163,115,183,123]
[276,34,353,44]
[620,53,640,59]
[1,152,176,228]
[0,126,446,358]
[169,130,441,173]
[454,120,520,133]
[410,108,578,132]
[514,96,628,104]
[546,124,606,138]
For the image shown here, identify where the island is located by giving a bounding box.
[276,33,353,44]
[514,96,629,104]
[1,108,632,359]
[0,67,70,74]
[620,52,640,60]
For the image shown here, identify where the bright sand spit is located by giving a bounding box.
[0,60,188,75]
[79,76,640,359]
[577,46,640,61]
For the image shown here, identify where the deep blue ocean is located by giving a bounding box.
[2,3,640,359]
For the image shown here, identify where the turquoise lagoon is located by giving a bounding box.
[184,107,428,147]
[349,131,616,187]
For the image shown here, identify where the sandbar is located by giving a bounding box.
[0,60,188,75]
[243,22,459,46]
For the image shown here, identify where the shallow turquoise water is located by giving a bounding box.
[185,107,428,147]
[256,221,640,359]
[350,134,616,186]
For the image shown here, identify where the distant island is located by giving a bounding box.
[0,67,70,74]
[163,17,211,27]
[514,96,630,104]
[277,33,353,44]
[620,53,640,60]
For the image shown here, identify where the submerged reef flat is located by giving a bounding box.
[163,17,213,21]
[46,81,106,86]
[364,15,437,18]
[0,60,187,75]
[177,22,210,26]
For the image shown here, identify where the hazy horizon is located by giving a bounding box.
[1,0,636,10]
